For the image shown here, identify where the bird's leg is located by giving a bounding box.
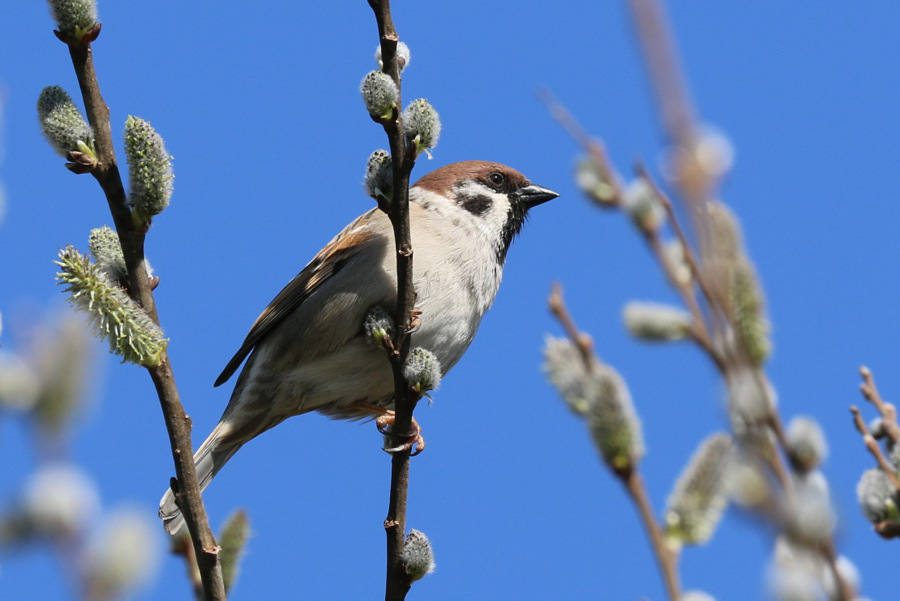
[407,309,423,333]
[355,403,426,455]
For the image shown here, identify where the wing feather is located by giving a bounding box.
[214,210,380,387]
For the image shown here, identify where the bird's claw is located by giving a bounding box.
[378,412,426,455]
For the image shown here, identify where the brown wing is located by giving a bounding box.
[214,211,379,387]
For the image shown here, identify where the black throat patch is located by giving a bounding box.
[497,197,528,265]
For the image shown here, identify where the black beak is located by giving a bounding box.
[517,184,559,208]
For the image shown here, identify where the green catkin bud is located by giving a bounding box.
[55,245,167,366]
[542,336,593,417]
[124,116,173,225]
[400,529,435,582]
[33,313,91,433]
[219,510,250,594]
[730,257,771,366]
[88,226,128,286]
[37,86,95,161]
[663,239,693,287]
[785,416,828,473]
[623,301,692,342]
[47,0,98,41]
[402,99,441,158]
[621,178,665,234]
[375,41,411,73]
[574,156,617,207]
[403,348,441,395]
[363,150,393,204]
[706,200,743,262]
[363,305,395,347]
[727,455,772,509]
[664,433,733,546]
[857,468,900,524]
[21,464,99,538]
[543,336,644,471]
[360,71,399,120]
[84,510,158,601]
[786,470,835,545]
[587,363,644,473]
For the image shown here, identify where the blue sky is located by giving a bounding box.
[3,2,900,600]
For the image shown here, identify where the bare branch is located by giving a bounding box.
[850,406,900,491]
[367,1,420,599]
[859,366,900,443]
[623,470,682,601]
[62,38,225,601]
[548,282,595,370]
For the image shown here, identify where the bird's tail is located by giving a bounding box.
[158,422,243,535]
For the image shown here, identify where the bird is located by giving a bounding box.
[159,160,558,533]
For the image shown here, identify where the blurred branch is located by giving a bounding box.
[548,283,595,369]
[59,33,225,601]
[850,406,900,491]
[624,470,682,601]
[859,366,900,443]
[542,1,855,599]
[548,287,682,601]
[367,1,420,599]
[626,0,696,150]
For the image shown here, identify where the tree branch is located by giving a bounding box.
[623,470,682,601]
[859,366,900,444]
[850,406,900,491]
[367,2,419,599]
[63,38,225,601]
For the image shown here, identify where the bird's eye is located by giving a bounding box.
[488,172,505,186]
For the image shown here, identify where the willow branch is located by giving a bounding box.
[859,366,900,443]
[548,287,681,601]
[623,470,682,601]
[367,2,419,599]
[851,406,900,491]
[63,39,225,601]
[626,0,696,148]
[548,283,595,369]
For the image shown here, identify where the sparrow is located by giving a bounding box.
[159,160,558,533]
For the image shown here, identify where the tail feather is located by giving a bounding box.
[158,424,243,535]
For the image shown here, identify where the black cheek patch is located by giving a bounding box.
[458,193,493,217]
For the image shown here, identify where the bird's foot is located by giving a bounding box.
[377,412,425,456]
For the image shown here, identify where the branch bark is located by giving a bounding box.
[367,2,419,599]
[64,39,226,601]
[623,470,682,601]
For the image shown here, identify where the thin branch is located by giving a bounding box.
[536,87,623,205]
[820,541,857,601]
[548,282,595,369]
[859,366,900,443]
[548,286,681,600]
[626,0,697,148]
[623,470,682,601]
[63,39,225,601]
[850,406,900,491]
[367,2,419,599]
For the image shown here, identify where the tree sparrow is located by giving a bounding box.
[159,160,558,533]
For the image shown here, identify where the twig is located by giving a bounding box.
[548,286,681,600]
[172,534,204,601]
[859,366,900,443]
[536,87,623,205]
[367,2,419,599]
[548,282,595,369]
[623,470,682,601]
[63,38,225,601]
[626,0,696,149]
[850,406,900,491]
[820,541,857,601]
